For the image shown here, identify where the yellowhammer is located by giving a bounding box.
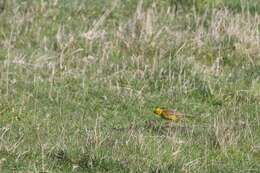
[153,107,184,122]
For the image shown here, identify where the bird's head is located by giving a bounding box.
[153,107,164,116]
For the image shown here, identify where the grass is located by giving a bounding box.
[0,0,260,172]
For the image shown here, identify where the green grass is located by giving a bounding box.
[0,0,260,172]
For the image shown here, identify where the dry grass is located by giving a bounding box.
[0,0,259,172]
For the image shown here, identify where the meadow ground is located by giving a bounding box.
[0,0,260,172]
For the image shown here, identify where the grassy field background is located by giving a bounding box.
[0,0,260,172]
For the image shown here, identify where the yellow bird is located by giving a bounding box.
[153,107,185,122]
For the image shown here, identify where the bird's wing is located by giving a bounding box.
[166,109,184,116]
